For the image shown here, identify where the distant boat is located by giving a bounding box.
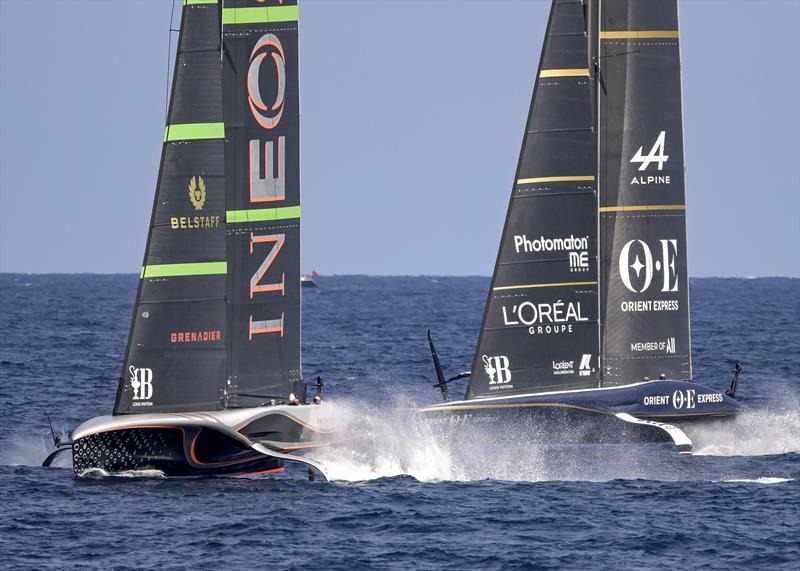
[45,1,336,478]
[301,271,319,288]
[421,0,742,453]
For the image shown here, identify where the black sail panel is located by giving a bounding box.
[222,0,303,407]
[115,2,227,414]
[467,0,600,399]
[598,0,691,385]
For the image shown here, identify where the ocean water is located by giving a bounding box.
[0,274,798,569]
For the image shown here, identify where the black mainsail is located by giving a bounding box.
[468,0,600,399]
[114,0,303,414]
[465,0,691,399]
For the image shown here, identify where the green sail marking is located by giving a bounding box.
[141,262,228,279]
[164,122,225,142]
[222,5,299,25]
[226,206,301,224]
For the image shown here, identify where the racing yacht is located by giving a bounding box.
[44,0,336,478]
[420,0,742,453]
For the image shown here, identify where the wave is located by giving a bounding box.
[309,398,668,483]
[690,407,800,457]
[307,396,800,484]
[0,434,72,469]
[76,468,166,479]
[721,477,794,484]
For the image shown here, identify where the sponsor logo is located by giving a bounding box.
[502,300,588,336]
[170,330,222,344]
[513,234,590,272]
[171,175,220,230]
[569,250,589,272]
[248,33,286,129]
[672,389,696,409]
[630,131,670,185]
[482,355,512,385]
[620,299,679,313]
[513,234,588,253]
[643,389,723,409]
[631,337,676,354]
[579,354,593,376]
[129,366,154,404]
[697,392,724,404]
[170,215,220,230]
[552,360,575,376]
[619,238,679,293]
[188,176,206,210]
[643,394,670,406]
[246,33,291,338]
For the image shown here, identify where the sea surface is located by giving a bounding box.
[0,274,798,570]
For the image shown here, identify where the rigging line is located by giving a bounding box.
[164,0,178,123]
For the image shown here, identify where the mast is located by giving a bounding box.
[596,0,692,385]
[466,0,601,399]
[222,0,304,406]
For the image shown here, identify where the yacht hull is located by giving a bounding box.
[419,379,740,453]
[71,404,335,478]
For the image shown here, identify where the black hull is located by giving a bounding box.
[73,427,283,478]
[425,406,672,445]
[420,380,741,453]
[426,405,736,446]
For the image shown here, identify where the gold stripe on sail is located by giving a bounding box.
[599,204,686,213]
[517,175,595,185]
[600,30,679,39]
[539,68,590,78]
[493,281,598,292]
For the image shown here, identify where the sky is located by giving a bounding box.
[1,0,798,277]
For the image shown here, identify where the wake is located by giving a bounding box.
[308,397,800,484]
[4,397,796,483]
[690,407,800,457]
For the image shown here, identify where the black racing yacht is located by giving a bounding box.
[421,0,742,453]
[44,0,336,478]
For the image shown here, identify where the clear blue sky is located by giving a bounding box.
[1,0,798,276]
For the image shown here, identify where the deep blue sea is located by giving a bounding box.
[1,274,798,570]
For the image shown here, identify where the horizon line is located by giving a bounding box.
[0,271,797,280]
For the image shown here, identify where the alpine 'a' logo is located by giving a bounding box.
[247,34,286,130]
[129,366,153,401]
[482,355,511,385]
[188,176,206,210]
[630,131,668,171]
